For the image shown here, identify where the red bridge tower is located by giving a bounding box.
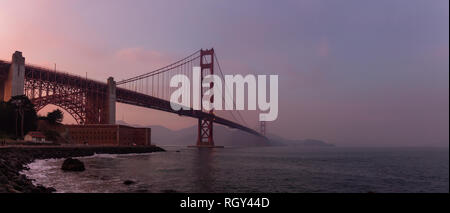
[196,49,219,147]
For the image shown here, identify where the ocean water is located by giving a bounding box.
[21,146,449,193]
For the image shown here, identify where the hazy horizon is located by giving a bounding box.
[1,0,448,147]
[113,119,449,148]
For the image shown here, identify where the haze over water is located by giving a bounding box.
[22,146,449,193]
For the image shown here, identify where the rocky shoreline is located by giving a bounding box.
[0,146,165,193]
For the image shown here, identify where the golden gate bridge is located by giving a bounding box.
[0,49,267,147]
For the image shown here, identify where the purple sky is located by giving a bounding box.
[1,0,448,146]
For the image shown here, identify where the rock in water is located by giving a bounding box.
[123,180,136,185]
[61,158,85,172]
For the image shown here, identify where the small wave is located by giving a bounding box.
[20,159,60,182]
[23,159,59,171]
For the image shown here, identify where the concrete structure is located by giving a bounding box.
[106,77,116,124]
[24,131,46,143]
[66,124,151,146]
[1,51,25,102]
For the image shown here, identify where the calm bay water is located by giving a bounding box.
[22,146,449,193]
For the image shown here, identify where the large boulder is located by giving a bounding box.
[61,158,85,172]
[123,180,136,185]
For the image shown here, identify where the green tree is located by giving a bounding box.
[47,109,64,124]
[7,95,38,138]
[0,101,15,137]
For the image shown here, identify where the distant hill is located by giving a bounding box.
[117,120,270,147]
[116,120,334,147]
[267,134,335,147]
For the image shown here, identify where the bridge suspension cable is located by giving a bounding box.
[213,52,250,128]
[116,50,200,85]
[114,48,259,134]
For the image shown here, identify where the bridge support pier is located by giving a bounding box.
[260,121,266,136]
[2,51,25,102]
[84,77,116,124]
[105,77,116,124]
[196,117,215,147]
